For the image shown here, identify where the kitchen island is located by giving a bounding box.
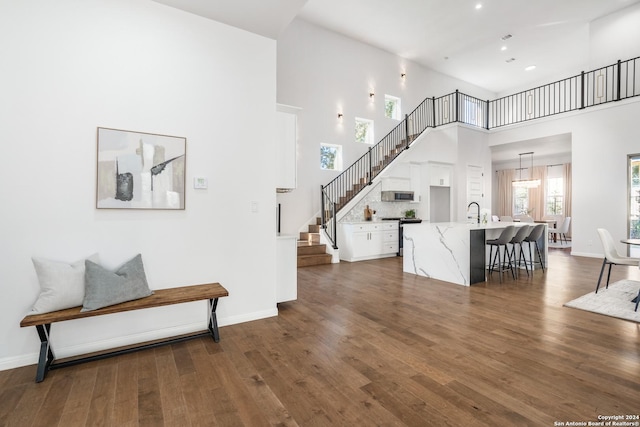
[402,221,547,286]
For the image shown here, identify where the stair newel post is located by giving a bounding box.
[431,97,436,127]
[404,114,410,149]
[320,185,326,229]
[454,89,459,122]
[485,99,490,130]
[367,147,373,185]
[616,59,622,101]
[332,202,338,249]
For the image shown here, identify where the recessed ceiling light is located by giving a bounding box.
[506,58,516,63]
[525,65,537,71]
[475,3,482,10]
[501,46,507,51]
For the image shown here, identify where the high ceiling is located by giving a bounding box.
[297,0,639,93]
[153,0,637,162]
[154,0,639,94]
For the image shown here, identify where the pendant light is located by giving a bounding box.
[512,152,540,188]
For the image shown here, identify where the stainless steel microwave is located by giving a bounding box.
[381,190,414,202]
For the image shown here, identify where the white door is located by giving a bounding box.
[467,165,483,202]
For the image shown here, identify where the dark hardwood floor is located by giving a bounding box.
[2,248,639,426]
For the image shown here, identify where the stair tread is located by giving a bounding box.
[297,252,332,267]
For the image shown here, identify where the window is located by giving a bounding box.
[513,186,529,215]
[545,177,564,215]
[320,143,342,171]
[355,117,374,145]
[385,95,402,120]
[628,155,640,242]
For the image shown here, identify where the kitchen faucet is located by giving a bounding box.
[467,202,480,224]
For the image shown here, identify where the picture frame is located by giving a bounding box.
[96,127,186,210]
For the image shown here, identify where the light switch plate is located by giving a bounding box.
[194,177,208,189]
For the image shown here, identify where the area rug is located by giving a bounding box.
[564,280,640,323]
[548,241,571,249]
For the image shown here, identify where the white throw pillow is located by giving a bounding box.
[30,253,99,314]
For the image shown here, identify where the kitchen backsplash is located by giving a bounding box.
[339,183,417,223]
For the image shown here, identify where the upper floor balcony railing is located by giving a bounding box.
[489,57,639,128]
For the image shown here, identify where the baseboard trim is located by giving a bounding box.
[1,308,279,372]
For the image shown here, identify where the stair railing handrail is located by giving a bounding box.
[320,185,338,249]
[320,95,439,237]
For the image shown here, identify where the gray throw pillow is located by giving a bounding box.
[82,254,153,312]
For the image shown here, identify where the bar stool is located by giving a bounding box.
[509,225,531,278]
[487,225,516,282]
[523,224,546,272]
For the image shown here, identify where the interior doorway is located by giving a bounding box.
[430,187,450,222]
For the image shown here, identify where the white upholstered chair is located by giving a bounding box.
[499,215,513,222]
[595,228,640,293]
[548,216,571,244]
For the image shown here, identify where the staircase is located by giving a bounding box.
[297,218,332,267]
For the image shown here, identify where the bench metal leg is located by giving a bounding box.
[31,298,222,382]
[208,298,220,342]
[35,324,55,383]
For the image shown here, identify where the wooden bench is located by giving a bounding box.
[20,282,228,382]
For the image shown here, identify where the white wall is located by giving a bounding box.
[590,2,640,67]
[276,18,495,235]
[0,0,278,370]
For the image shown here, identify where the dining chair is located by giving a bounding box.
[548,216,571,244]
[487,225,516,282]
[523,224,546,271]
[595,228,640,293]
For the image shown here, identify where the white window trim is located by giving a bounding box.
[385,95,402,120]
[355,117,374,145]
[320,143,343,171]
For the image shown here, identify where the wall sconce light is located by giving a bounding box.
[369,92,375,99]
[337,113,343,119]
[401,72,406,79]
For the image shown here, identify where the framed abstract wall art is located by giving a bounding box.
[96,127,186,209]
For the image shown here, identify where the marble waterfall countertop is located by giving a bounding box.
[402,221,545,286]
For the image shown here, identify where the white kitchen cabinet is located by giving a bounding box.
[338,222,399,262]
[276,235,297,303]
[381,177,411,192]
[276,104,300,192]
[429,163,452,187]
